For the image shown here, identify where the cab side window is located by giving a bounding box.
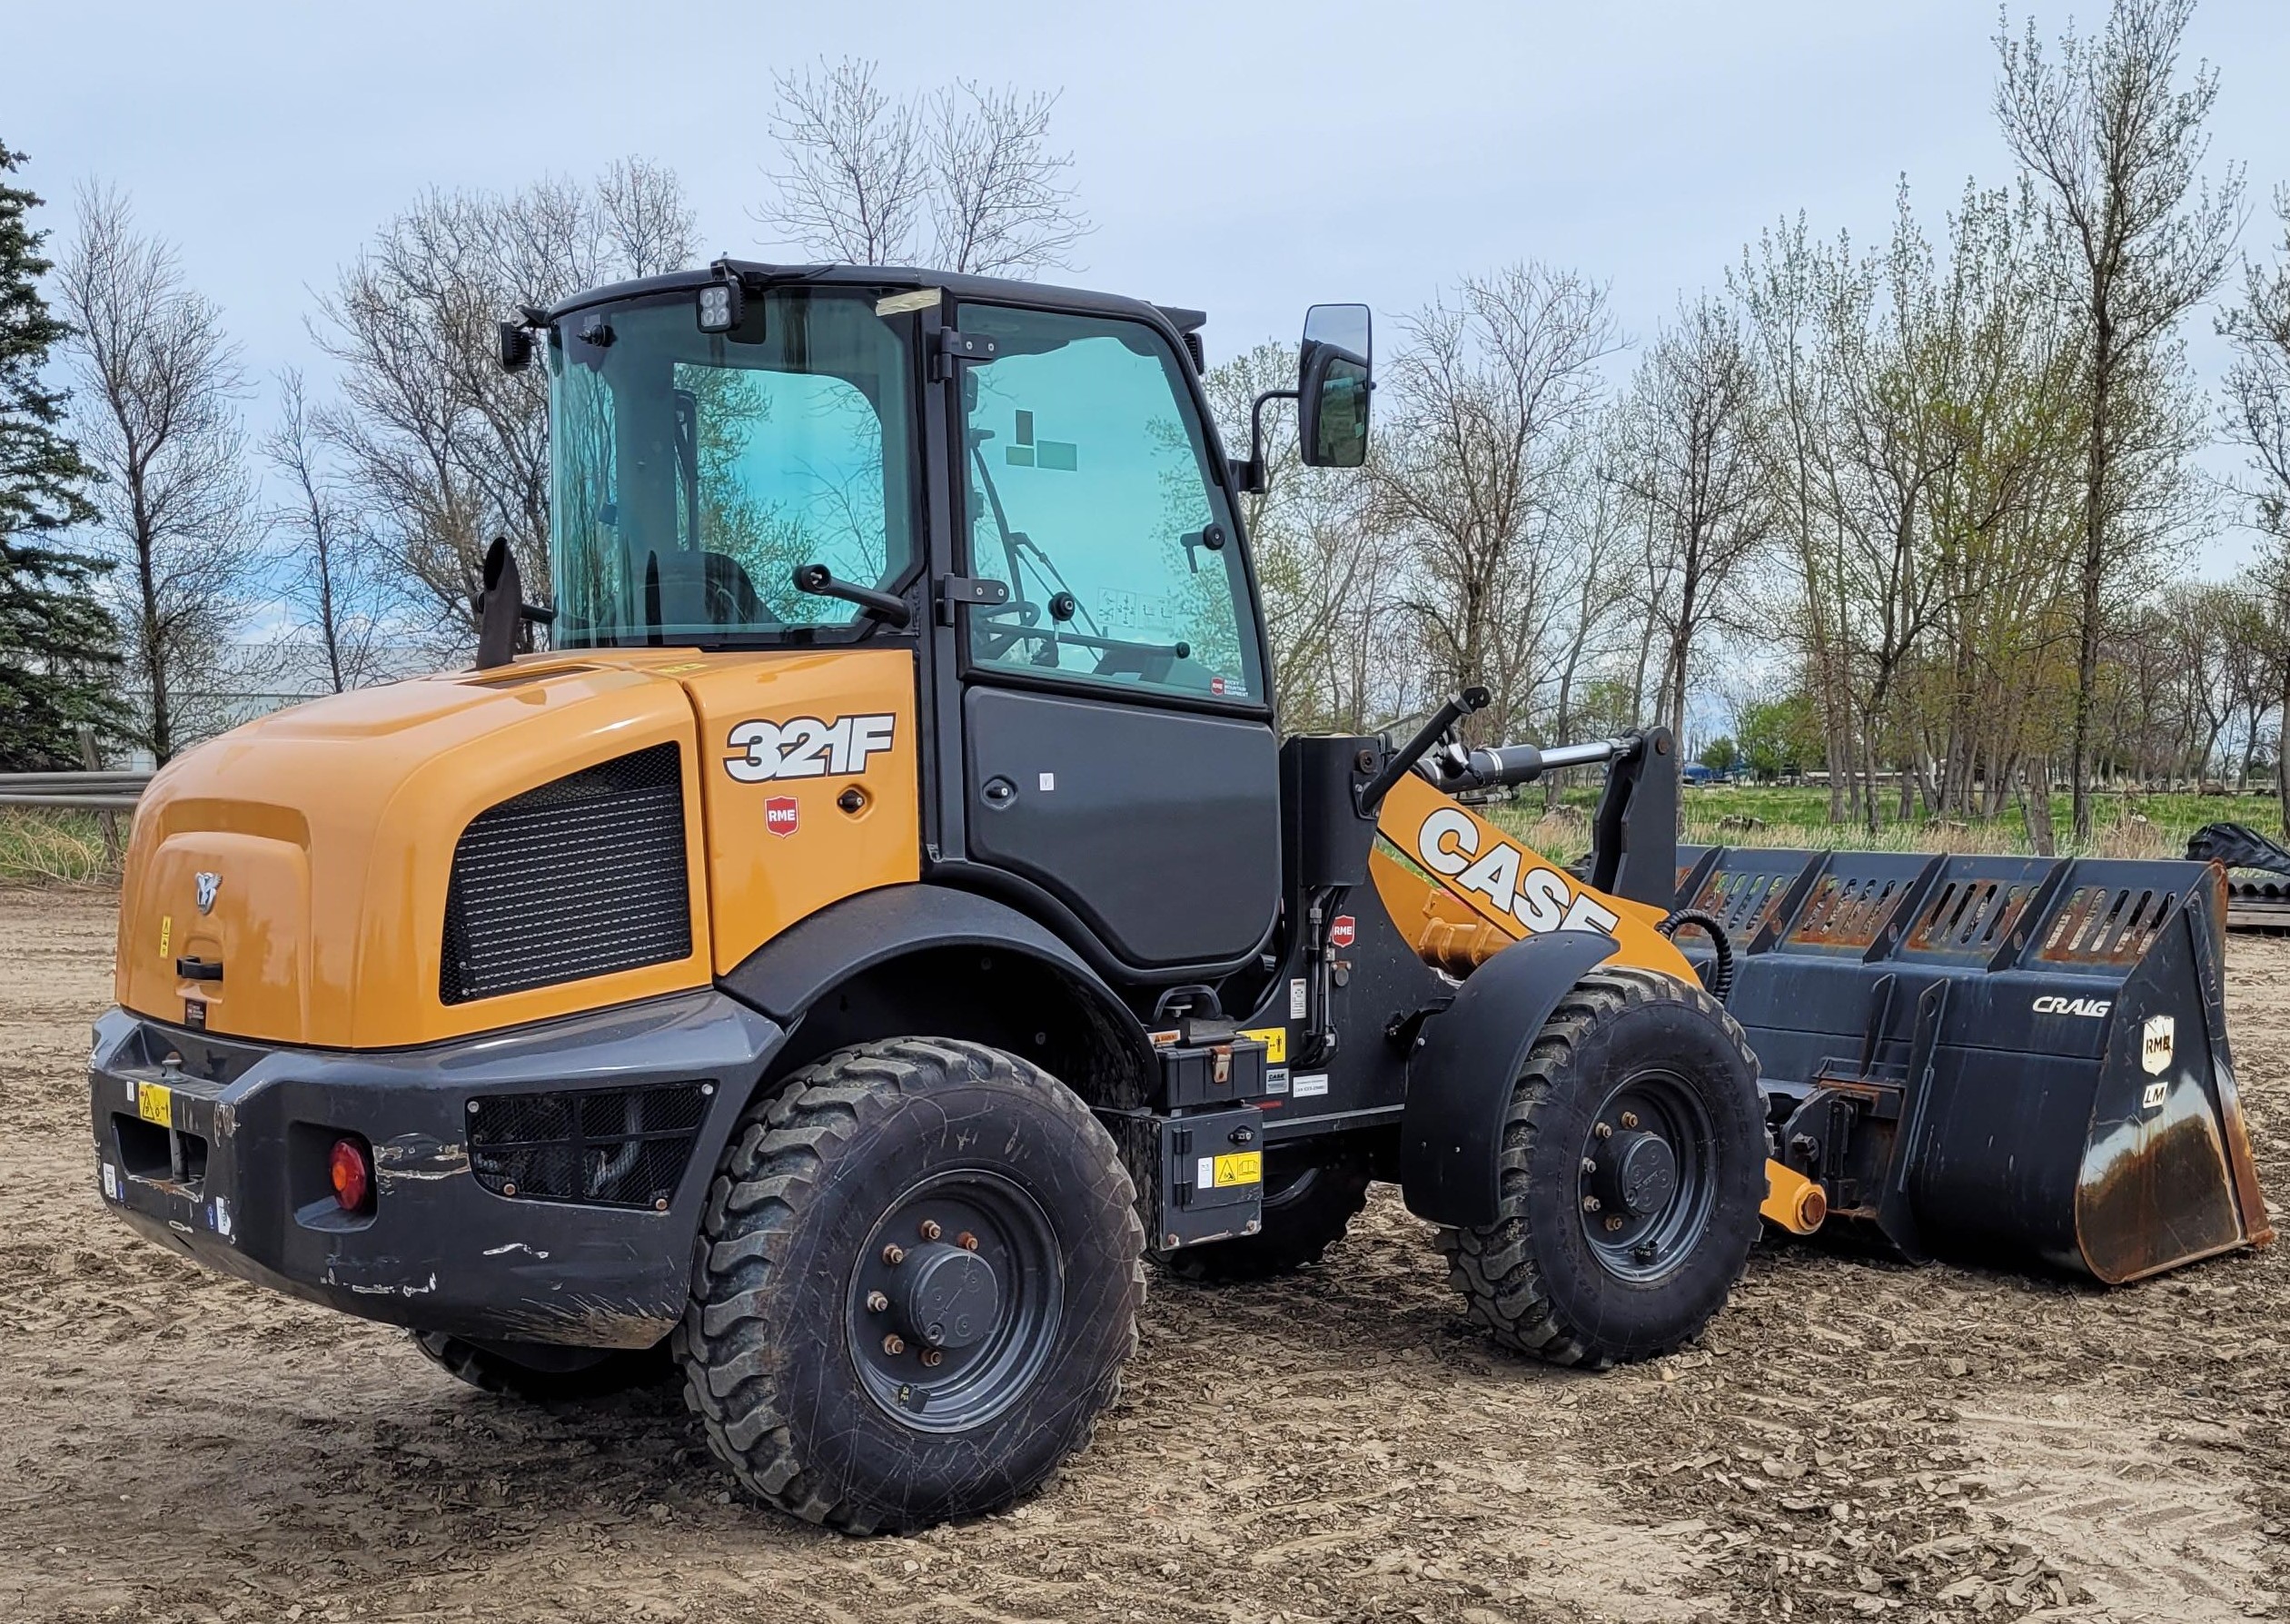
[957,304,1262,703]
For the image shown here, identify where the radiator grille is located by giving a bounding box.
[467,1083,710,1208]
[440,745,691,1005]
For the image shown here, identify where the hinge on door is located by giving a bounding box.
[937,574,1011,625]
[932,328,1000,381]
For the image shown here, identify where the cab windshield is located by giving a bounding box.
[547,287,920,645]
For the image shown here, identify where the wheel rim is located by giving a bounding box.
[846,1167,1065,1433]
[1575,1069,1718,1282]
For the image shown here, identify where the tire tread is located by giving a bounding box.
[675,1037,1143,1534]
[1435,968,1760,1371]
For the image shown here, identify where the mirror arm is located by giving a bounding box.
[1234,388,1297,497]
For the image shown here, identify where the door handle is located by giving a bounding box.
[176,956,223,982]
[980,777,1016,807]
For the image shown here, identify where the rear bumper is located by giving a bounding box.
[87,991,782,1348]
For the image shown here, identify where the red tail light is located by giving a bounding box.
[330,1137,372,1213]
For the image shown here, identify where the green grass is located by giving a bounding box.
[0,808,125,886]
[1486,783,2282,866]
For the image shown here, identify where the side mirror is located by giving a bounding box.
[1296,302,1372,469]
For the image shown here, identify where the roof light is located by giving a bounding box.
[698,279,742,334]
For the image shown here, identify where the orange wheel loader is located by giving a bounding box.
[88,262,2269,1533]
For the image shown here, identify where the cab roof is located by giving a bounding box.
[547,261,1206,336]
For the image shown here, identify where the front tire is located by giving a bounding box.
[677,1039,1144,1533]
[1439,967,1764,1369]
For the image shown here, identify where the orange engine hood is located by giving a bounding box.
[115,656,715,1048]
[114,646,923,1050]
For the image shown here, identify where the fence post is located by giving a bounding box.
[78,728,123,871]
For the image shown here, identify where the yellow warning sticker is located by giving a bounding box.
[1212,1151,1262,1188]
[1238,1026,1287,1065]
[158,915,172,960]
[136,1081,172,1126]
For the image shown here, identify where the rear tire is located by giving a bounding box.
[1154,1148,1372,1282]
[676,1038,1144,1534]
[410,1332,671,1401]
[1438,967,1764,1370]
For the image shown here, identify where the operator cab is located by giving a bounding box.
[501,262,1373,989]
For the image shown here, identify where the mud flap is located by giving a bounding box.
[1400,929,1620,1228]
[1674,847,2272,1282]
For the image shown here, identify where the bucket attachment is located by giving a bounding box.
[1673,847,2272,1282]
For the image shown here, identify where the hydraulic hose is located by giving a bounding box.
[1657,907,1735,1004]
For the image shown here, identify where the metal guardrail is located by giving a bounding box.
[0,770,153,812]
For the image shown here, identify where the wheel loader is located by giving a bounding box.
[90,261,2271,1534]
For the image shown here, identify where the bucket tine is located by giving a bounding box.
[1685,847,2272,1282]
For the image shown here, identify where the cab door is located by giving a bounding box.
[951,302,1279,974]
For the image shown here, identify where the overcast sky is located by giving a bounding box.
[13,0,2290,575]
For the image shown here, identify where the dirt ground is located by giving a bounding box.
[2,889,2284,1624]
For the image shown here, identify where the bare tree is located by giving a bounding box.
[1996,0,2244,839]
[263,369,388,693]
[1202,341,1410,731]
[2221,186,2290,829]
[760,59,927,266]
[927,82,1090,275]
[1373,263,1621,745]
[1613,295,1771,741]
[55,186,259,763]
[1736,213,1861,821]
[757,58,1090,276]
[315,163,697,652]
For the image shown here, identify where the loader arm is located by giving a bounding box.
[1367,768,1817,1235]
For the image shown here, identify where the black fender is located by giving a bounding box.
[1400,929,1621,1228]
[717,883,1158,1104]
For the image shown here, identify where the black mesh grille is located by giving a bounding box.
[440,745,691,1005]
[467,1083,710,1208]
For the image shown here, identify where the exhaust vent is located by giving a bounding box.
[440,744,691,1004]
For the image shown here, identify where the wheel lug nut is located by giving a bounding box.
[957,1232,978,1251]
[1594,1123,1613,1140]
[918,1219,942,1242]
[866,1291,889,1312]
[882,1334,905,1355]
[1605,1214,1624,1232]
[1581,1157,1597,1174]
[919,1349,943,1368]
[1621,1112,1640,1130]
[1582,1195,1601,1213]
[882,1244,906,1266]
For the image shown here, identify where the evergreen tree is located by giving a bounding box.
[0,141,118,769]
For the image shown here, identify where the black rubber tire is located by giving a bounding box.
[410,1331,672,1401]
[676,1038,1145,1534]
[1438,967,1764,1370]
[1153,1149,1373,1283]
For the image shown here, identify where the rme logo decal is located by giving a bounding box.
[1415,807,1621,936]
[2032,995,2113,1018]
[725,713,896,783]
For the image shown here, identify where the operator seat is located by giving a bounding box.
[642,548,778,637]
